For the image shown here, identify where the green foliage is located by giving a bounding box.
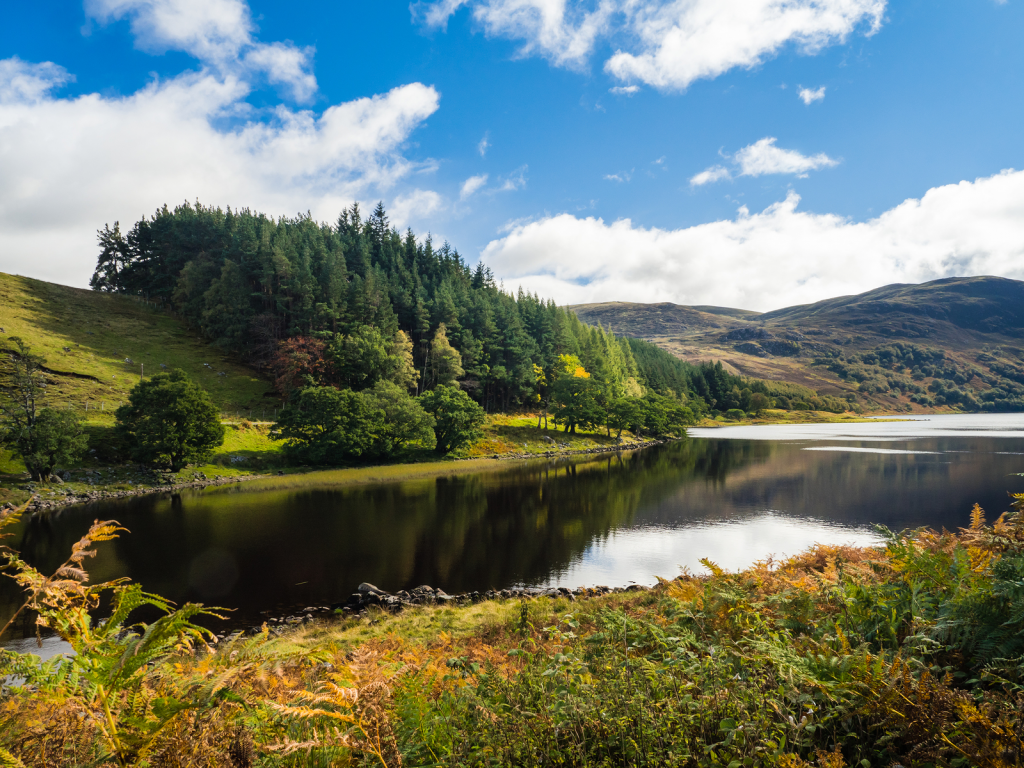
[419,385,485,453]
[90,201,811,417]
[115,369,225,470]
[18,408,87,481]
[551,376,604,434]
[365,380,436,456]
[0,338,90,480]
[272,385,383,464]
[425,323,464,390]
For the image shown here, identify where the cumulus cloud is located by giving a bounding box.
[689,165,731,186]
[482,169,1024,311]
[609,84,639,95]
[460,173,489,199]
[86,0,317,101]
[0,57,74,104]
[418,0,616,69]
[799,85,826,104]
[735,137,839,177]
[419,0,885,90]
[0,0,443,288]
[691,137,838,185]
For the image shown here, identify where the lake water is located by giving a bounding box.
[3,414,1024,638]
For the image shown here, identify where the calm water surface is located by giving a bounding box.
[4,414,1024,636]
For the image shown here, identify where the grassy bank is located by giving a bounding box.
[3,497,1024,766]
[0,413,657,508]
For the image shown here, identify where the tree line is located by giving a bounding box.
[89,201,831,420]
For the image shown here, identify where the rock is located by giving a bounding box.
[625,584,649,592]
[357,582,385,595]
[435,588,449,597]
[49,474,64,485]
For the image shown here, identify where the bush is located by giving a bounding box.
[115,369,225,470]
[724,408,746,420]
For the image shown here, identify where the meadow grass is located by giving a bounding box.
[0,273,275,415]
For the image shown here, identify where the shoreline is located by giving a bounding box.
[19,438,667,514]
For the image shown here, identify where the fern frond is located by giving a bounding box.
[970,503,986,531]
[0,746,27,768]
[699,558,725,577]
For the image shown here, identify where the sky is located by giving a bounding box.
[1,0,1022,311]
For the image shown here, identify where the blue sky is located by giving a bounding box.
[1,0,1023,310]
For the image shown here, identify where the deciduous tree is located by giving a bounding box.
[419,385,484,454]
[116,369,225,471]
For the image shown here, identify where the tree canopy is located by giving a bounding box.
[115,369,225,470]
[92,201,836,417]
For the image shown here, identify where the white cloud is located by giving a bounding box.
[497,165,528,191]
[609,84,639,95]
[460,173,489,199]
[478,132,490,156]
[0,57,439,286]
[606,0,884,90]
[604,167,633,182]
[419,0,885,90]
[689,165,731,186]
[691,138,838,185]
[734,137,839,177]
[424,0,617,70]
[85,0,317,101]
[391,188,446,226]
[482,168,1024,312]
[799,85,826,104]
[0,57,74,104]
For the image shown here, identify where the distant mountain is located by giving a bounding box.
[571,276,1024,412]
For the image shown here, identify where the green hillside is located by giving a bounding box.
[0,272,276,420]
[571,276,1024,412]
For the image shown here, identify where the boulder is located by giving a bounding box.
[357,582,385,595]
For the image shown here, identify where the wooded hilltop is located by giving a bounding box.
[89,201,844,422]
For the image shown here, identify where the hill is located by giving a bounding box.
[0,272,275,420]
[571,276,1024,412]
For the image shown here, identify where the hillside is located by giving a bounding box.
[571,276,1024,412]
[0,272,275,419]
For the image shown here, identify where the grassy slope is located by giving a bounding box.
[0,273,274,418]
[572,276,1024,413]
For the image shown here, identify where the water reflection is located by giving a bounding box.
[3,415,1024,634]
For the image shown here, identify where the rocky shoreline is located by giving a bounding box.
[19,472,275,513]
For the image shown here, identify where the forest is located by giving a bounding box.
[89,201,844,425]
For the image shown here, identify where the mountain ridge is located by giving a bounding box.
[570,276,1024,412]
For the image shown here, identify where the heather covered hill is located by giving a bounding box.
[571,276,1024,412]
